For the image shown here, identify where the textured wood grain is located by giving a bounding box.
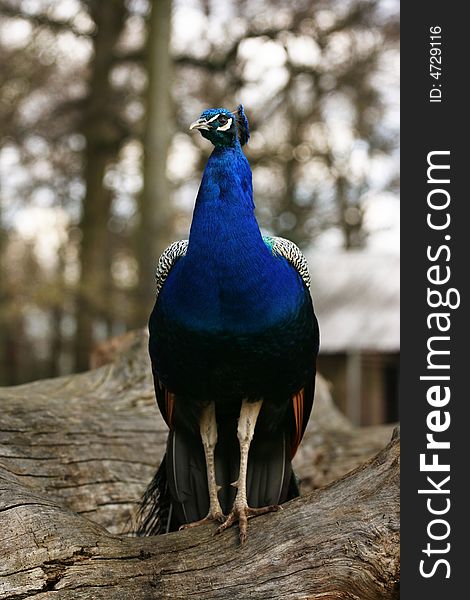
[0,329,399,599]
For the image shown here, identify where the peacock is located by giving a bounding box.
[137,104,319,544]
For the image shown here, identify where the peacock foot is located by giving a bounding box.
[216,500,280,544]
[179,507,225,531]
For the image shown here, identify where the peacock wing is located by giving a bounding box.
[151,239,189,427]
[155,239,189,297]
[262,235,310,289]
[288,374,316,459]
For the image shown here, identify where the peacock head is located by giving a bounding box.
[189,104,250,148]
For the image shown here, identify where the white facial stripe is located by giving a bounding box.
[206,113,220,124]
[217,117,232,132]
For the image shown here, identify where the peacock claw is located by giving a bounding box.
[216,502,280,544]
[179,510,226,531]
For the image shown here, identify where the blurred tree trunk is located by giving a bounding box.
[0,200,12,385]
[48,245,66,377]
[337,174,365,250]
[0,198,21,386]
[74,0,127,372]
[278,78,312,249]
[0,199,6,383]
[134,0,173,326]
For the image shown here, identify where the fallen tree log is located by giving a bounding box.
[0,330,399,599]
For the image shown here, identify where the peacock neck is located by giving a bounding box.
[187,143,265,256]
[161,143,303,333]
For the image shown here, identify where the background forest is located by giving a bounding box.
[0,0,399,399]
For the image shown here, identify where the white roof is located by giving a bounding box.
[306,250,400,353]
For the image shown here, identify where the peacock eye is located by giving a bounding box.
[218,115,228,125]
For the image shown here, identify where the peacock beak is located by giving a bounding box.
[189,118,210,131]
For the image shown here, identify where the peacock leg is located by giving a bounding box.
[216,399,279,544]
[180,401,224,529]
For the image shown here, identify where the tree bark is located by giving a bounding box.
[0,330,399,599]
